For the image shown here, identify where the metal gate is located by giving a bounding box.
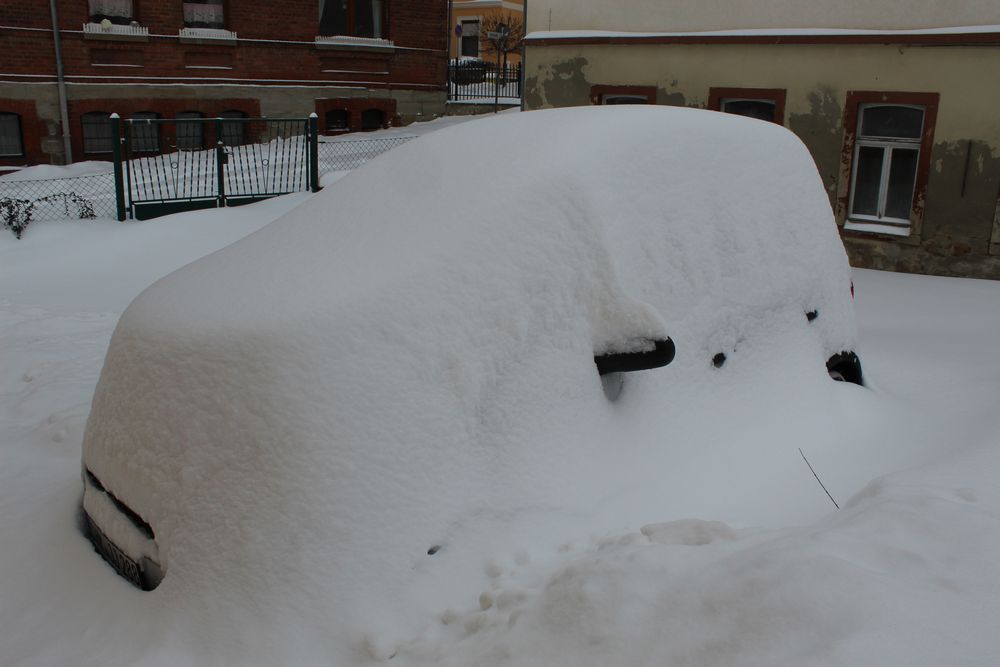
[111,115,319,221]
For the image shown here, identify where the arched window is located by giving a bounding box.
[0,112,24,157]
[130,112,160,153]
[81,111,114,154]
[360,108,384,131]
[175,111,204,150]
[218,110,247,146]
[325,109,350,133]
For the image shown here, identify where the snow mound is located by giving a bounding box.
[82,106,856,661]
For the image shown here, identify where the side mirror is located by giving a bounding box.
[594,338,675,376]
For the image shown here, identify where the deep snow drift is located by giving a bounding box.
[2,109,999,666]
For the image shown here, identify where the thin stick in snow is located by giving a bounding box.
[799,448,839,509]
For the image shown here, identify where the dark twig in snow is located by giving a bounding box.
[799,448,839,509]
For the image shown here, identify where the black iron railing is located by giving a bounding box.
[448,60,522,102]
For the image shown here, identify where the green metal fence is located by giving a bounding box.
[114,114,320,221]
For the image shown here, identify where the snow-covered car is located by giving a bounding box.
[80,106,861,660]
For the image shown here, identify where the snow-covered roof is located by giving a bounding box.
[526,0,1000,36]
[525,25,1000,43]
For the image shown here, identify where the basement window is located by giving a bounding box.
[0,113,24,157]
[708,87,786,124]
[81,111,114,154]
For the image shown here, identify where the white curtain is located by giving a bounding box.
[88,0,133,19]
[371,0,382,38]
[183,2,225,26]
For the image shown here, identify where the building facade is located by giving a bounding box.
[448,0,523,63]
[522,1,1000,279]
[0,0,448,167]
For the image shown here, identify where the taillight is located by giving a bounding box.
[850,279,855,299]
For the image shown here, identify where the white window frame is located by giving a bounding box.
[847,103,924,231]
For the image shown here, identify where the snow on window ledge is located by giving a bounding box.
[843,220,912,237]
[179,27,237,44]
[315,35,395,52]
[83,21,149,41]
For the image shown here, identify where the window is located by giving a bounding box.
[183,0,224,29]
[89,0,134,25]
[589,85,656,105]
[82,112,114,154]
[720,99,776,122]
[175,111,204,151]
[849,105,924,225]
[460,20,479,58]
[325,109,350,133]
[0,113,24,157]
[319,0,384,38]
[218,110,246,146]
[603,95,647,105]
[130,112,159,153]
[360,108,383,131]
[840,92,938,236]
[708,88,786,124]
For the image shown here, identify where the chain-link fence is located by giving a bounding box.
[0,134,416,237]
[317,136,415,173]
[0,173,117,238]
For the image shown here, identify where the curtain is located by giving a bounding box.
[88,0,133,20]
[183,2,225,28]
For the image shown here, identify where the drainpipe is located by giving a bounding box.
[448,0,453,58]
[520,0,527,111]
[49,0,73,164]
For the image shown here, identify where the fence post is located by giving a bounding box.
[308,113,320,193]
[215,118,226,209]
[110,113,126,221]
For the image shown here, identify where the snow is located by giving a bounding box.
[2,108,1000,665]
[0,160,114,182]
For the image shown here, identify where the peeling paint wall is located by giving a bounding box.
[523,43,1000,278]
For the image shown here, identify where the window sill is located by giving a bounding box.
[83,22,149,42]
[179,27,237,45]
[843,219,911,237]
[315,35,395,52]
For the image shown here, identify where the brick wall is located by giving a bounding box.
[0,99,50,166]
[0,1,447,164]
[1,1,447,88]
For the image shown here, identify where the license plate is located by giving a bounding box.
[85,512,144,590]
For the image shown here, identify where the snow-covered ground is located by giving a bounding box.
[2,112,1000,665]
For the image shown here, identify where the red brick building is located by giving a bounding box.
[0,1,448,166]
